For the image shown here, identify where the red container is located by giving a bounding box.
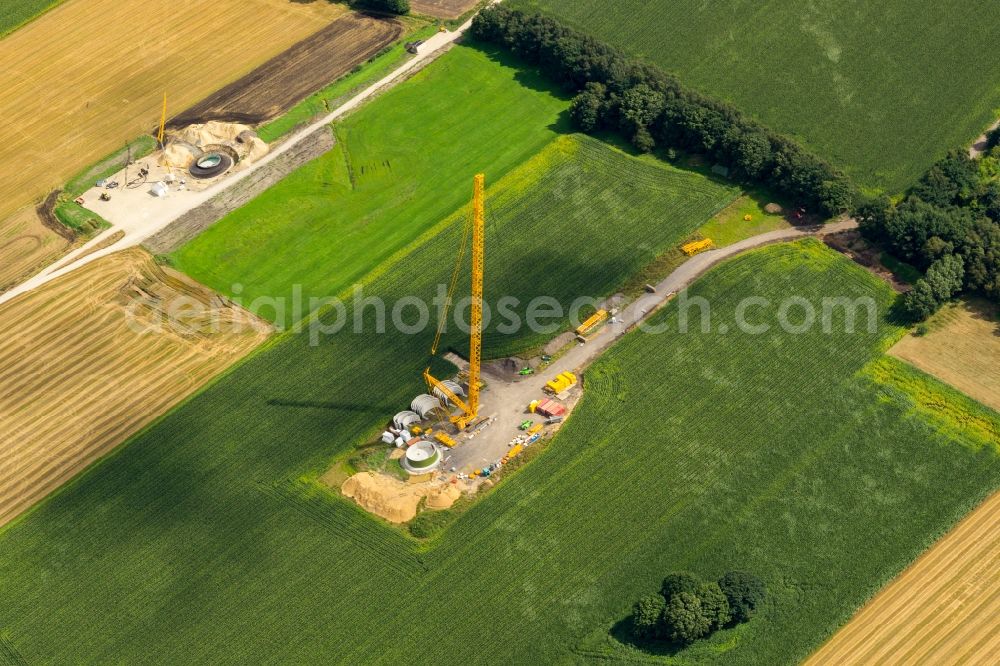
[536,399,566,417]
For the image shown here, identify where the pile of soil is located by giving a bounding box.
[341,472,430,523]
[424,484,461,510]
[341,472,467,521]
[484,357,528,381]
[543,331,575,356]
[170,121,251,147]
[823,230,910,292]
[162,121,269,171]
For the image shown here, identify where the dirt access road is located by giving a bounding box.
[0,12,482,309]
[0,0,345,285]
[444,220,858,473]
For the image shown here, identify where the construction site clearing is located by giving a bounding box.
[78,121,270,221]
[324,172,658,523]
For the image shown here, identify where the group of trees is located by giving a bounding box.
[857,150,1000,320]
[470,6,855,217]
[631,571,766,646]
[355,0,410,15]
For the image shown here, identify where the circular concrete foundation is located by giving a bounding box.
[189,152,232,179]
[402,440,441,474]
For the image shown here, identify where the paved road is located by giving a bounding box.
[0,16,480,307]
[444,218,858,473]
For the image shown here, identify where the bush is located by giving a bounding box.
[902,280,940,322]
[663,592,711,645]
[631,570,765,647]
[569,82,607,132]
[857,146,1000,307]
[987,125,1000,151]
[356,0,409,14]
[718,571,767,623]
[698,582,731,629]
[661,572,700,600]
[631,594,666,639]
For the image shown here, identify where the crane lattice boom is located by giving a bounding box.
[423,174,485,430]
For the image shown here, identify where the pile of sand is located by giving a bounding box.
[161,143,198,169]
[161,121,270,169]
[341,472,468,522]
[342,472,430,523]
[170,121,251,147]
[425,484,461,510]
[237,130,269,163]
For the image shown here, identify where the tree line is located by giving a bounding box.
[857,149,1000,320]
[354,0,410,15]
[470,6,856,217]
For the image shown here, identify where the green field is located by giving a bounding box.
[171,44,572,319]
[0,0,62,37]
[3,30,999,666]
[509,0,1000,193]
[2,225,997,662]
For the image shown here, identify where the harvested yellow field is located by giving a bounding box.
[0,0,344,280]
[806,491,1000,665]
[0,206,71,292]
[0,249,270,527]
[889,300,1000,411]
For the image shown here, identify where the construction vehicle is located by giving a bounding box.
[575,309,608,337]
[434,431,457,448]
[681,238,714,256]
[545,371,577,394]
[423,174,486,430]
[519,367,534,376]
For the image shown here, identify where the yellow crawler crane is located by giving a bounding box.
[423,174,485,431]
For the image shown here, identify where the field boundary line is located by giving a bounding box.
[0,3,498,308]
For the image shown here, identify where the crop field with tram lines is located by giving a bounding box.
[0,0,349,288]
[165,13,404,130]
[0,220,997,661]
[410,0,482,20]
[171,44,574,318]
[1,4,998,662]
[805,490,1000,665]
[0,248,270,528]
[0,123,742,661]
[508,0,1000,193]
